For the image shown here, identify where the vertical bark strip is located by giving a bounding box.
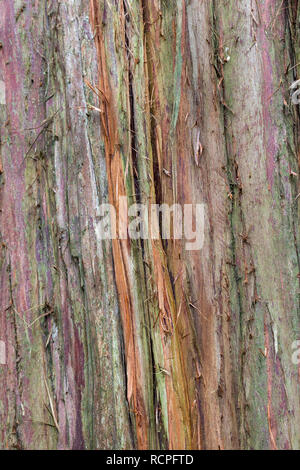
[0,0,300,450]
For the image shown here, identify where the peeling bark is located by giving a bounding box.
[0,0,300,450]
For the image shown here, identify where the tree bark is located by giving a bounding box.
[0,0,300,450]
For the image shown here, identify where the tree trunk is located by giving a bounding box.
[0,0,300,450]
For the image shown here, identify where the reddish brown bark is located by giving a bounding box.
[0,0,300,450]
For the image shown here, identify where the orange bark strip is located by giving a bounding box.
[89,0,149,449]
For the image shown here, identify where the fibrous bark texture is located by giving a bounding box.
[0,0,300,450]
